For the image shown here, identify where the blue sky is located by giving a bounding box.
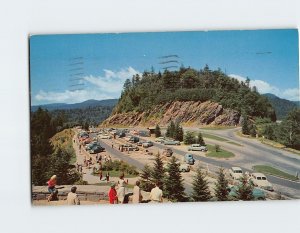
[30,29,299,105]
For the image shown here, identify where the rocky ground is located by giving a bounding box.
[102,100,241,127]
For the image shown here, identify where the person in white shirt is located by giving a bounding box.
[132,181,142,204]
[67,186,80,205]
[117,180,126,204]
[149,182,163,203]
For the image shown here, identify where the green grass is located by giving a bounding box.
[206,144,235,158]
[93,169,138,178]
[202,133,228,142]
[253,165,299,181]
[226,141,243,147]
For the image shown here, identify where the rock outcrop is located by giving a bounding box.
[102,100,241,127]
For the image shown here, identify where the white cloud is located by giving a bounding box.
[35,89,111,104]
[33,67,142,105]
[229,74,299,101]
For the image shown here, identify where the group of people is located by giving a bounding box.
[108,178,163,204]
[47,174,163,204]
[108,174,142,204]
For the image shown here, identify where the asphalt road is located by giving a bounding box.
[94,131,300,198]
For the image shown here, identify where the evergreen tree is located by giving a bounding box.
[236,174,254,201]
[47,148,81,185]
[197,132,205,145]
[191,168,211,201]
[242,115,250,135]
[139,165,154,192]
[184,131,195,145]
[151,152,165,189]
[249,124,257,137]
[164,157,187,202]
[83,121,89,131]
[154,124,161,138]
[214,168,229,201]
[174,122,184,141]
[166,121,176,138]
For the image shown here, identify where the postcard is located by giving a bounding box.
[30,29,300,206]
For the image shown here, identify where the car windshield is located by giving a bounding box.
[257,177,262,180]
[262,177,266,180]
[235,170,242,173]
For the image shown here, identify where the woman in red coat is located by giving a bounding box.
[108,183,117,204]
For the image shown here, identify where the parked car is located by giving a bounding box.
[184,153,195,165]
[162,148,173,157]
[136,142,143,146]
[229,167,243,180]
[82,138,92,145]
[142,141,154,148]
[188,144,207,152]
[122,144,139,151]
[155,136,165,142]
[179,164,190,172]
[117,132,126,138]
[85,141,100,150]
[163,140,180,145]
[250,173,274,191]
[129,136,139,143]
[89,145,105,154]
[99,134,112,139]
[228,185,266,200]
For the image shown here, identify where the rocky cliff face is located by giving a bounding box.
[101,101,241,127]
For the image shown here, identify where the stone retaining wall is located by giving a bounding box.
[32,191,108,202]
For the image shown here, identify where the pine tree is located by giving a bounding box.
[154,124,161,138]
[174,122,184,141]
[184,131,195,145]
[166,121,176,139]
[249,124,257,137]
[242,115,250,135]
[139,165,154,192]
[151,152,165,189]
[197,132,205,145]
[214,168,229,201]
[164,157,187,202]
[191,168,211,201]
[236,174,254,201]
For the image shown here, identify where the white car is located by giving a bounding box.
[179,164,190,172]
[142,141,153,148]
[250,173,274,191]
[155,137,165,142]
[188,144,207,152]
[229,167,243,180]
[99,134,112,139]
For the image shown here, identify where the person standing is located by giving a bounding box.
[106,172,110,182]
[108,183,117,204]
[47,175,58,202]
[117,180,126,204]
[132,181,143,204]
[67,186,80,205]
[99,170,103,181]
[149,182,163,203]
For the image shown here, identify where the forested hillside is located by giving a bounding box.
[31,99,117,127]
[113,66,276,121]
[263,93,299,120]
[50,105,114,127]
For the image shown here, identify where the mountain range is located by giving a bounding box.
[31,99,118,112]
[262,93,299,120]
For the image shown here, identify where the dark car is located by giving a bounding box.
[118,132,126,138]
[129,136,139,143]
[89,145,105,154]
